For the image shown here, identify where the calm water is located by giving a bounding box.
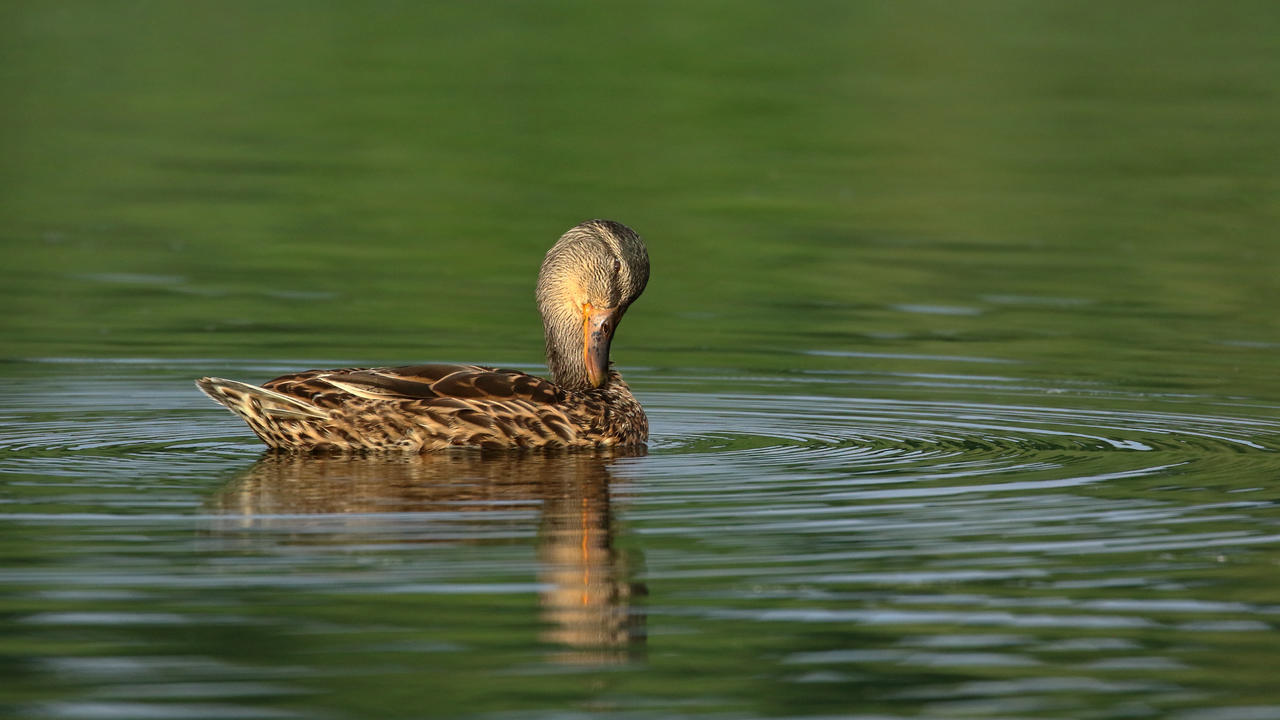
[4,2,1280,719]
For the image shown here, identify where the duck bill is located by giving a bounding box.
[583,305,618,388]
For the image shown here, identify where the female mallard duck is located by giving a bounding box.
[197,219,649,451]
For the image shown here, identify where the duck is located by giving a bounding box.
[196,219,650,452]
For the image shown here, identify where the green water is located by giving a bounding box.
[3,2,1280,719]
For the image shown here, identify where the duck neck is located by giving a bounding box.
[544,319,596,391]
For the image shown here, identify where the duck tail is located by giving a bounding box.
[196,377,328,421]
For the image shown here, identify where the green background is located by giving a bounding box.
[4,1,1278,400]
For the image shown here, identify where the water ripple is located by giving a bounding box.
[3,364,1280,720]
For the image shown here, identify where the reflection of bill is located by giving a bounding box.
[208,449,647,663]
[538,468,646,664]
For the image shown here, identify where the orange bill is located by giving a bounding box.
[582,303,619,388]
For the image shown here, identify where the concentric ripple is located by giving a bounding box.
[4,361,1280,719]
[651,392,1278,455]
[2,365,1277,482]
[638,390,1280,502]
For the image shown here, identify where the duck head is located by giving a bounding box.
[536,220,649,391]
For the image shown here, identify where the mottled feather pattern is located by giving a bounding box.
[196,219,651,453]
[198,365,646,452]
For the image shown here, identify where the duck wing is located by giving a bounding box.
[233,364,580,450]
[261,364,564,406]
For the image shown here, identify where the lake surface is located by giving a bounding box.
[4,2,1280,719]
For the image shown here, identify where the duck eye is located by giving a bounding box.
[612,258,622,276]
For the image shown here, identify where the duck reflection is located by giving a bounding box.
[209,449,646,664]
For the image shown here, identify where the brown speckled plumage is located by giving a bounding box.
[197,220,649,452]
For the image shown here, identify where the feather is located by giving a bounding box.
[195,219,649,451]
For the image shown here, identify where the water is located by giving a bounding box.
[4,360,1279,718]
[4,2,1280,719]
